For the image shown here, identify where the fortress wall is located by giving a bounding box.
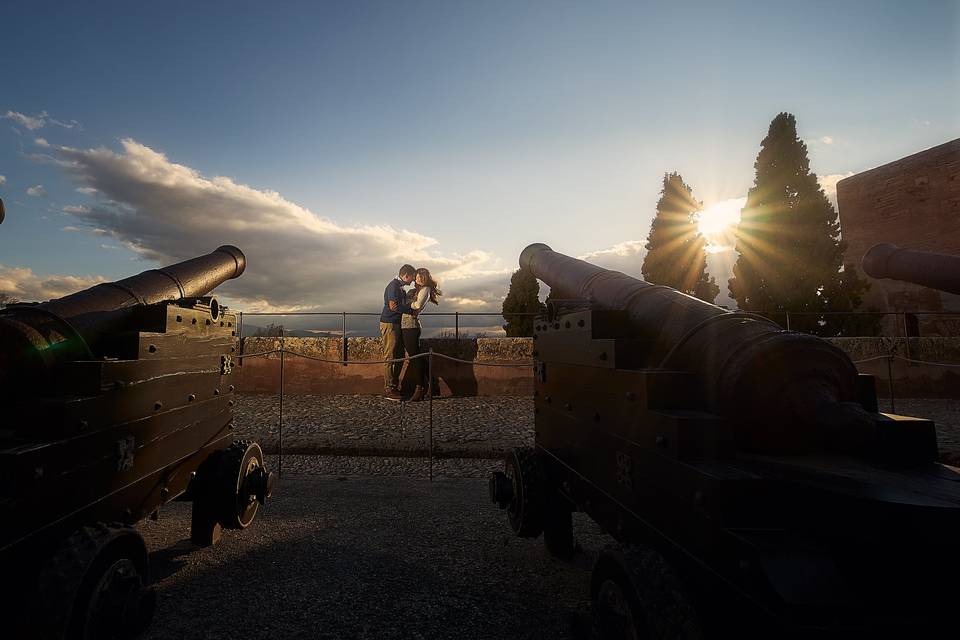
[236,336,959,399]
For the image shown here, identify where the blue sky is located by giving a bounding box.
[1,0,957,326]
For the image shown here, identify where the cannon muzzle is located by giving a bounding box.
[521,243,861,452]
[862,243,960,295]
[0,245,246,394]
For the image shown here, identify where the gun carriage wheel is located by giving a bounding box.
[191,440,273,546]
[217,440,274,529]
[36,523,155,640]
[490,447,545,538]
[591,545,702,640]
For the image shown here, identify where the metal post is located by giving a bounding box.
[341,312,348,366]
[428,349,434,482]
[902,312,912,363]
[278,327,285,477]
[886,354,896,414]
[785,311,791,331]
[455,312,459,340]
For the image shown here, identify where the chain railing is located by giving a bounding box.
[235,329,533,481]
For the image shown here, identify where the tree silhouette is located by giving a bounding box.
[641,172,719,303]
[502,267,545,336]
[0,293,19,309]
[729,113,870,335]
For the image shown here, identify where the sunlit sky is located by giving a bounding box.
[1,0,957,319]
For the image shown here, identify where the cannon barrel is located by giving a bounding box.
[862,243,960,295]
[0,245,246,392]
[521,243,861,452]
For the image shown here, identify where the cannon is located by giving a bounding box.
[862,243,960,295]
[490,244,960,637]
[0,246,274,639]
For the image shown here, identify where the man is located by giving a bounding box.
[380,264,416,400]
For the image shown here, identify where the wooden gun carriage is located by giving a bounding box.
[0,246,273,639]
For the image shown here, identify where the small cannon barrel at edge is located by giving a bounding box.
[862,243,960,296]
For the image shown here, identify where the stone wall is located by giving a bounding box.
[236,336,959,399]
[237,336,534,396]
[836,139,960,336]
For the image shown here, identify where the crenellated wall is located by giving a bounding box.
[236,336,960,398]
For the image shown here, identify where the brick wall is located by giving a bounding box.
[836,139,960,335]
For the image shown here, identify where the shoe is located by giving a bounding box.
[409,386,425,402]
[384,390,403,401]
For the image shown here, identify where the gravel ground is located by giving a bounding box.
[233,395,534,457]
[139,475,610,640]
[236,394,960,464]
[266,454,503,478]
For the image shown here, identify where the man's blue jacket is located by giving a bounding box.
[380,278,414,323]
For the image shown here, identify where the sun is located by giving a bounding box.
[697,197,746,251]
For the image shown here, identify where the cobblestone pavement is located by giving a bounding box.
[140,475,610,640]
[237,394,960,464]
[234,394,534,457]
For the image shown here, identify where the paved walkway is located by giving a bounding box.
[139,475,609,640]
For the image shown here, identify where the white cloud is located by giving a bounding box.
[34,137,50,147]
[62,205,91,214]
[818,172,854,209]
[0,175,6,185]
[2,110,80,131]
[577,240,647,275]
[76,186,98,195]
[821,136,834,145]
[61,226,81,232]
[26,185,46,197]
[4,110,45,130]
[444,296,488,307]
[0,264,107,302]
[53,138,510,312]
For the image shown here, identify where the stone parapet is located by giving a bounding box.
[236,336,959,398]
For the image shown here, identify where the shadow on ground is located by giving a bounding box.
[139,475,610,640]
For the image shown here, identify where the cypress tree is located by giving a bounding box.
[729,113,869,335]
[641,172,719,303]
[502,267,545,336]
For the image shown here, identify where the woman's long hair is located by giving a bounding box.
[415,268,442,305]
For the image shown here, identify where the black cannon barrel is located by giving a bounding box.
[521,243,860,452]
[862,243,960,295]
[0,245,245,393]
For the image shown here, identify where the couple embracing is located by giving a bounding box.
[380,264,442,401]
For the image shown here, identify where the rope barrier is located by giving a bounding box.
[234,349,280,360]
[238,347,534,367]
[238,346,960,369]
[850,355,893,364]
[850,354,960,368]
[892,355,960,368]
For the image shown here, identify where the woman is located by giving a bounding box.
[401,267,442,401]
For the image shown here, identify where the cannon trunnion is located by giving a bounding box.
[491,244,960,637]
[0,248,273,640]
